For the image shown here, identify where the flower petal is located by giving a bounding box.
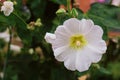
[64,50,77,71]
[54,45,68,57]
[44,33,56,43]
[0,31,10,42]
[53,25,71,49]
[55,25,72,37]
[55,47,74,62]
[87,40,107,54]
[83,46,103,63]
[76,50,91,72]
[84,25,106,54]
[80,19,94,34]
[85,25,103,42]
[10,44,21,52]
[63,18,81,34]
[4,11,11,16]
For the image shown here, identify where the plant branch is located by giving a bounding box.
[2,26,12,80]
[67,0,71,14]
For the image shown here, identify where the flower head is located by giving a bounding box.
[45,18,107,72]
[1,1,14,16]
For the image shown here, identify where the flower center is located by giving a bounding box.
[69,34,87,49]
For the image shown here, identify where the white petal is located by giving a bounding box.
[83,46,103,63]
[10,44,21,52]
[79,19,94,34]
[87,40,107,54]
[53,25,70,49]
[54,45,68,57]
[44,33,56,43]
[1,6,5,11]
[63,18,81,34]
[0,31,10,42]
[4,1,13,6]
[84,25,107,54]
[76,50,92,72]
[85,25,103,42]
[55,25,72,38]
[0,32,9,38]
[55,47,74,62]
[64,50,77,71]
[52,39,69,50]
[4,11,11,16]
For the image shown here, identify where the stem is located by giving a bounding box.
[2,26,12,80]
[12,12,27,25]
[67,0,71,13]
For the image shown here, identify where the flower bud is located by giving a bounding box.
[35,18,42,27]
[13,1,17,5]
[56,8,66,16]
[27,22,35,30]
[70,8,78,17]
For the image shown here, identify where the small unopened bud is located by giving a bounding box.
[27,21,35,30]
[56,8,66,16]
[70,8,78,17]
[13,1,17,5]
[35,18,42,27]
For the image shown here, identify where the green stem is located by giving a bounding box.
[2,26,12,80]
[67,0,71,14]
[12,12,27,25]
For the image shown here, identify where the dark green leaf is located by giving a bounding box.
[88,3,120,29]
[50,0,67,5]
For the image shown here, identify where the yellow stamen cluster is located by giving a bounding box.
[69,34,87,49]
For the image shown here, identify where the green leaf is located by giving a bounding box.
[0,14,8,23]
[50,0,67,5]
[12,12,32,45]
[108,62,120,79]
[99,67,111,75]
[27,0,47,18]
[11,75,18,80]
[88,3,120,29]
[50,67,76,80]
[0,13,16,31]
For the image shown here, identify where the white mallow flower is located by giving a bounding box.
[1,1,14,16]
[45,18,107,72]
